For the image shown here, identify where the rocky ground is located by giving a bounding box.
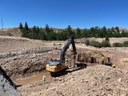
[0,33,128,96]
[0,36,63,79]
[19,65,128,96]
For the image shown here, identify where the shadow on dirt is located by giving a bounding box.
[50,63,87,77]
[16,85,22,88]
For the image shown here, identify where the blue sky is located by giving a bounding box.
[0,0,128,28]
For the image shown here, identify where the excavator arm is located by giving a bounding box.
[60,36,77,64]
[89,50,112,66]
[49,36,77,66]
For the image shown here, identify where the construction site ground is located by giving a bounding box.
[0,35,128,96]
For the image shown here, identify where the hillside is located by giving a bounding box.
[0,28,21,37]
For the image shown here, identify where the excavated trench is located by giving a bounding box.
[14,70,51,86]
[1,44,128,96]
[14,53,124,90]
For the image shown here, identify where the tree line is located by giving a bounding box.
[19,22,128,40]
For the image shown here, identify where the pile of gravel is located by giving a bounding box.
[23,65,128,96]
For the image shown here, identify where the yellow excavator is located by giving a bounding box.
[77,50,113,66]
[46,36,77,76]
[88,50,112,66]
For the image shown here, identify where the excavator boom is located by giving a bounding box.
[60,36,77,64]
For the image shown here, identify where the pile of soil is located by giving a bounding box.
[0,28,21,37]
[19,65,128,96]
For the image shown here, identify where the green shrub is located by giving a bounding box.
[85,39,90,46]
[113,43,124,47]
[89,40,111,47]
[101,40,111,47]
[123,41,128,47]
[113,41,128,47]
[89,41,102,48]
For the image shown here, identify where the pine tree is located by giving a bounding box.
[101,26,108,37]
[21,22,29,38]
[50,27,54,32]
[105,36,109,42]
[76,28,81,38]
[24,22,29,30]
[19,22,23,29]
[66,25,73,37]
[21,28,29,37]
[45,24,50,33]
[115,26,120,33]
[39,29,46,40]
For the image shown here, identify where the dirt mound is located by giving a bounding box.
[76,37,128,44]
[0,28,21,37]
[19,65,128,96]
[0,36,47,53]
